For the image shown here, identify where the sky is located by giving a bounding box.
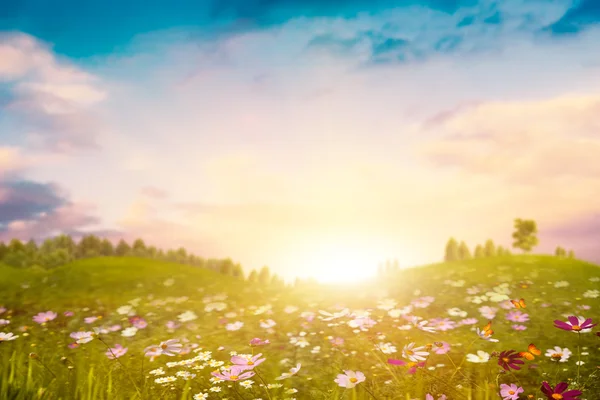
[1,0,600,282]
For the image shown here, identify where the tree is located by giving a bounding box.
[258,266,271,285]
[115,239,131,256]
[458,241,472,260]
[132,239,147,257]
[77,235,102,258]
[512,218,539,253]
[444,238,460,262]
[0,242,7,260]
[474,245,485,258]
[99,239,114,256]
[555,246,566,257]
[219,258,234,276]
[232,263,244,279]
[568,250,575,259]
[247,269,258,283]
[484,239,496,257]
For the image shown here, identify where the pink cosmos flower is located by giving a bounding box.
[249,338,270,347]
[166,321,180,330]
[429,318,456,331]
[511,324,527,331]
[33,311,57,324]
[330,337,345,347]
[106,344,128,359]
[554,316,597,333]
[274,363,301,380]
[499,300,514,310]
[129,316,147,329]
[506,310,529,322]
[459,318,478,325]
[432,341,451,355]
[230,353,266,370]
[540,381,582,400]
[63,311,74,317]
[479,306,498,319]
[211,365,255,381]
[0,307,6,314]
[334,370,365,388]
[500,383,524,400]
[426,394,447,400]
[68,343,79,349]
[84,316,101,324]
[388,358,426,374]
[157,339,183,356]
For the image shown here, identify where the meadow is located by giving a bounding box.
[0,255,598,400]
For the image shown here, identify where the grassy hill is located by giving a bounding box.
[0,255,598,399]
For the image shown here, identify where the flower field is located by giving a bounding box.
[0,255,599,399]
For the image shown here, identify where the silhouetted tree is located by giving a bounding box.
[132,239,147,257]
[512,218,539,253]
[555,246,566,257]
[568,250,575,259]
[99,239,114,256]
[248,269,258,283]
[258,266,271,285]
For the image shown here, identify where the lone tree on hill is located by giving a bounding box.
[555,246,566,257]
[444,238,460,261]
[512,218,539,253]
[568,250,575,258]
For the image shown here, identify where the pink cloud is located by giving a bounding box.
[140,186,169,199]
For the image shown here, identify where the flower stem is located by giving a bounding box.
[363,385,381,400]
[254,369,273,400]
[576,332,581,387]
[97,337,142,397]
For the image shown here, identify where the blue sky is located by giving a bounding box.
[1,0,600,281]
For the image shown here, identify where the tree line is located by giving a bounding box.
[443,218,575,261]
[0,235,285,287]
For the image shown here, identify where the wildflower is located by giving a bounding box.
[426,395,447,400]
[387,359,426,374]
[193,393,208,400]
[497,350,525,371]
[429,318,456,331]
[250,338,270,346]
[0,319,9,326]
[32,311,57,324]
[500,383,524,400]
[466,351,490,363]
[432,341,451,355]
[476,321,499,342]
[225,321,244,331]
[158,339,183,356]
[275,363,301,380]
[545,347,572,362]
[239,380,254,389]
[0,332,19,342]
[511,324,527,331]
[70,331,95,344]
[376,342,397,354]
[447,308,467,318]
[506,310,529,323]
[106,344,128,359]
[84,316,101,324]
[121,327,138,337]
[402,342,429,362]
[334,370,365,388]
[554,316,597,333]
[178,311,198,322]
[540,381,582,400]
[478,306,498,320]
[230,353,266,370]
[211,365,255,381]
[129,316,147,329]
[459,318,478,325]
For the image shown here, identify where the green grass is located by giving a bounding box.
[0,255,598,399]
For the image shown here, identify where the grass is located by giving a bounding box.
[0,255,598,399]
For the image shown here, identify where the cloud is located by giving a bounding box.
[418,94,600,183]
[542,213,600,262]
[0,32,107,152]
[0,180,67,225]
[545,0,600,35]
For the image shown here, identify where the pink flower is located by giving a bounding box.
[432,341,451,355]
[459,318,478,325]
[106,344,128,359]
[506,310,529,322]
[33,311,57,324]
[129,316,147,329]
[249,338,270,347]
[426,395,447,400]
[334,370,365,388]
[211,365,255,381]
[330,337,345,347]
[63,311,74,317]
[500,383,524,400]
[166,321,180,330]
[230,353,266,370]
[511,324,527,331]
[554,316,597,332]
[84,316,101,324]
[0,307,6,315]
[429,318,456,331]
[388,358,426,374]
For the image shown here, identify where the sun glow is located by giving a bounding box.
[289,237,392,284]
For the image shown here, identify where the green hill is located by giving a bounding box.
[0,255,598,399]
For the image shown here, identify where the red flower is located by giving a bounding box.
[497,350,525,371]
[540,381,581,400]
[553,316,597,332]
